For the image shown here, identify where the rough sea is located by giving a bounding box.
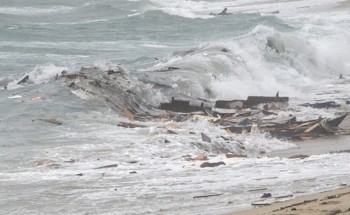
[1,0,350,214]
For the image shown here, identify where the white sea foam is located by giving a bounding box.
[145,0,344,19]
[7,64,68,89]
[141,43,169,48]
[0,6,73,15]
[92,60,123,72]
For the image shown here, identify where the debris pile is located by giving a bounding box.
[55,66,350,141]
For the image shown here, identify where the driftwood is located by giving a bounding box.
[200,161,226,168]
[33,118,63,125]
[94,164,118,169]
[277,199,318,211]
[118,122,146,128]
[193,193,223,199]
[225,154,247,158]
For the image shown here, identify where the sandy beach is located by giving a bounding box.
[227,135,350,215]
[230,186,350,215]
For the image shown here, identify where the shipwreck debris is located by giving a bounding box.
[210,8,231,16]
[17,75,30,85]
[215,96,288,109]
[58,66,350,142]
[201,132,211,143]
[123,108,135,120]
[195,153,208,161]
[261,193,272,198]
[200,161,226,168]
[33,118,63,125]
[193,193,223,199]
[225,154,247,158]
[167,129,177,134]
[118,122,146,128]
[215,100,244,109]
[94,164,119,169]
[159,97,204,113]
[244,96,288,107]
[300,101,340,109]
[289,155,310,159]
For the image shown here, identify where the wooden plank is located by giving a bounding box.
[193,193,223,199]
[304,123,320,133]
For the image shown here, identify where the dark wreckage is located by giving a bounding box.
[42,66,350,141]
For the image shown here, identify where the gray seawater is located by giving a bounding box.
[1,0,350,214]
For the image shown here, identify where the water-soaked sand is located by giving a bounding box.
[271,135,350,158]
[230,186,350,215]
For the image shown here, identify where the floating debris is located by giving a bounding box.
[30,96,43,102]
[225,154,247,158]
[33,118,63,125]
[7,95,22,99]
[17,75,30,85]
[94,164,118,169]
[300,101,340,109]
[118,122,146,128]
[36,159,55,166]
[261,193,272,198]
[289,155,310,159]
[201,132,211,143]
[200,161,226,168]
[193,193,223,199]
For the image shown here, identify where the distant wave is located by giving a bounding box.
[141,43,170,48]
[0,6,73,16]
[144,0,345,19]
[72,3,128,16]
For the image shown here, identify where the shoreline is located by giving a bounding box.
[270,135,350,158]
[229,186,350,215]
[337,0,350,8]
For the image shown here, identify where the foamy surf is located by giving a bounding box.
[146,0,345,19]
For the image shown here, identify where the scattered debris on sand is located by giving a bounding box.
[236,187,350,215]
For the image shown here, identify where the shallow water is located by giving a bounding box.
[1,0,350,214]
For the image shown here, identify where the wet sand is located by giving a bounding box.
[271,135,350,158]
[227,135,350,215]
[337,0,350,8]
[230,186,350,215]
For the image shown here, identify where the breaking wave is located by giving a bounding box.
[143,0,345,19]
[6,64,69,90]
[140,24,350,100]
